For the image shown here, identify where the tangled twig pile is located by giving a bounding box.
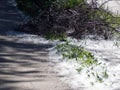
[16,0,120,39]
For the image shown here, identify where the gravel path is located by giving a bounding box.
[0,0,72,90]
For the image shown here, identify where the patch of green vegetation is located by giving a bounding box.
[56,41,109,83]
[92,9,120,28]
[45,32,66,41]
[57,42,97,65]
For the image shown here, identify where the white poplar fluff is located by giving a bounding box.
[87,0,120,16]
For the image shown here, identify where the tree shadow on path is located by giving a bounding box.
[0,36,53,90]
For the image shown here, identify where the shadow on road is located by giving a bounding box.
[0,36,53,90]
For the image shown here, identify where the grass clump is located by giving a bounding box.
[56,41,96,64]
[45,32,66,41]
[56,41,109,83]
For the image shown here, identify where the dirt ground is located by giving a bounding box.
[0,0,73,90]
